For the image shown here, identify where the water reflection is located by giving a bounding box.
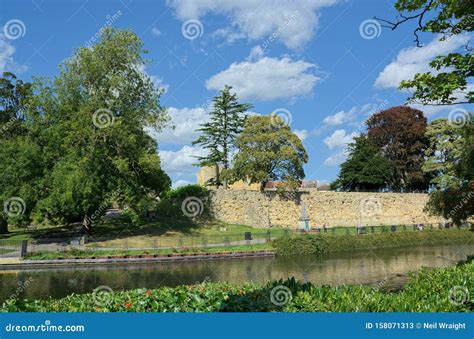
[0,244,472,303]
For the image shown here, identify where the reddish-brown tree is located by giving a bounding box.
[366,106,429,191]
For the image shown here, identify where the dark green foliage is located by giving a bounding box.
[156,185,210,219]
[0,73,41,231]
[273,229,473,256]
[3,261,473,312]
[0,72,32,138]
[332,135,392,191]
[0,28,171,232]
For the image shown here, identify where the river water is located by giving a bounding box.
[0,243,472,303]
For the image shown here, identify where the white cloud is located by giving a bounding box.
[323,129,358,150]
[247,45,264,61]
[212,27,246,44]
[375,34,470,89]
[323,150,347,167]
[167,0,339,50]
[206,57,319,101]
[159,145,208,177]
[0,34,27,74]
[294,129,309,141]
[147,107,209,145]
[151,27,162,37]
[322,108,357,126]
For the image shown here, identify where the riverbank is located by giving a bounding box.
[2,257,472,312]
[0,248,274,269]
[273,229,473,256]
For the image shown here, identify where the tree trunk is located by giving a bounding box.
[214,164,220,188]
[0,216,8,234]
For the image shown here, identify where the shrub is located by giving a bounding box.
[273,235,328,256]
[273,229,473,256]
[156,185,210,220]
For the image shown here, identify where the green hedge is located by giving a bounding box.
[2,258,473,312]
[273,229,474,256]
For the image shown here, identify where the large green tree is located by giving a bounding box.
[366,106,429,191]
[193,85,252,188]
[232,115,308,191]
[377,0,473,105]
[0,73,41,233]
[0,28,171,233]
[331,135,392,191]
[423,116,473,224]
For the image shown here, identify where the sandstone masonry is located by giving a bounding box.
[209,189,440,228]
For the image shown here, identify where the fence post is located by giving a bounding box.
[266,230,271,243]
[20,240,28,259]
[202,236,208,249]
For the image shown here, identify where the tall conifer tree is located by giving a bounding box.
[193,85,252,188]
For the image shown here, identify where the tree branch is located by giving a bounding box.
[374,0,434,47]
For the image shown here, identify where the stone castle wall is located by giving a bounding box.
[209,189,440,228]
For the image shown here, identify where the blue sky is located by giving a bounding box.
[1,0,471,187]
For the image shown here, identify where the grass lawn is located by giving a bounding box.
[0,217,288,247]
